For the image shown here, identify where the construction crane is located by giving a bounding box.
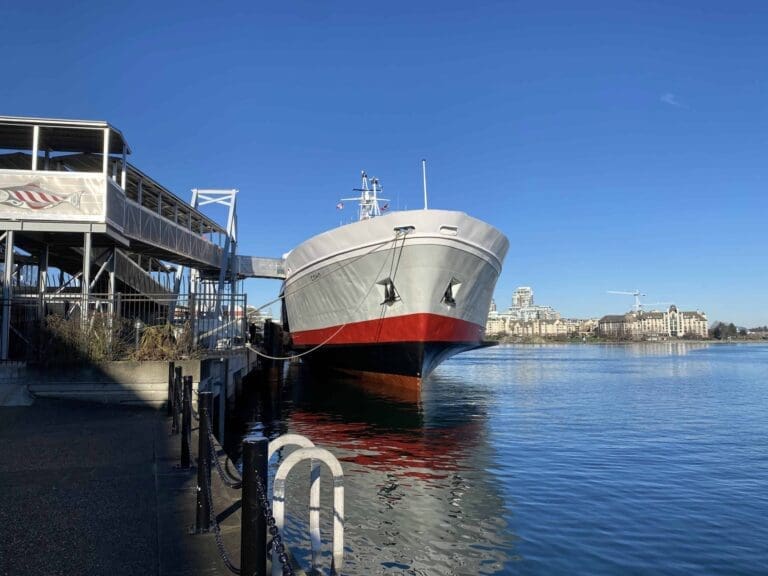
[607,290,646,312]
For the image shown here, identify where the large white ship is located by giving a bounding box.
[281,172,509,386]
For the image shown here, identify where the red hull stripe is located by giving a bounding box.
[291,313,484,345]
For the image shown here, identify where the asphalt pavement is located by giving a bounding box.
[0,398,241,576]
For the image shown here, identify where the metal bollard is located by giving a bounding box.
[181,376,193,469]
[241,436,268,576]
[167,361,175,416]
[171,369,181,435]
[195,391,214,533]
[175,368,183,416]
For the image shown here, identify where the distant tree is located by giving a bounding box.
[738,328,748,337]
[710,322,742,339]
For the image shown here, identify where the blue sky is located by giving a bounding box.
[3,1,767,326]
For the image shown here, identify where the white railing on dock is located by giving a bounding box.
[269,435,345,575]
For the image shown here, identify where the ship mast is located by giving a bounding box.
[340,171,390,221]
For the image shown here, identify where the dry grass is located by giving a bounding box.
[41,314,198,363]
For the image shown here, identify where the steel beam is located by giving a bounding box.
[38,243,49,325]
[82,232,92,327]
[31,125,39,171]
[121,144,127,190]
[1,231,15,359]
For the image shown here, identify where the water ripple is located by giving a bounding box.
[238,343,768,575]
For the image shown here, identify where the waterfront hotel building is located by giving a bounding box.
[598,306,708,340]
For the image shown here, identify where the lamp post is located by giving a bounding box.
[134,318,144,351]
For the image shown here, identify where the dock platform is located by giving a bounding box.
[0,399,242,576]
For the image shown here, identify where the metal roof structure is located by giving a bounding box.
[57,153,227,239]
[0,115,130,155]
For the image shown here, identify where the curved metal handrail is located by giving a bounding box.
[272,447,344,576]
[268,434,321,570]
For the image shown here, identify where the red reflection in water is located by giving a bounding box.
[287,410,482,480]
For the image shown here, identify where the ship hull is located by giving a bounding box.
[293,313,487,385]
[283,209,508,383]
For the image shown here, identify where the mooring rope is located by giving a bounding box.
[252,234,397,314]
[248,228,411,361]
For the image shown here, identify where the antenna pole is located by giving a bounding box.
[422,158,428,210]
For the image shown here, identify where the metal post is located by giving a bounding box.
[195,390,214,533]
[174,365,183,422]
[167,362,175,416]
[242,435,268,576]
[82,231,92,330]
[219,358,229,442]
[1,230,15,360]
[31,125,39,171]
[263,319,273,369]
[121,144,127,190]
[115,292,122,322]
[171,368,180,435]
[107,249,116,318]
[189,269,198,348]
[102,128,110,177]
[181,376,192,469]
[37,244,48,326]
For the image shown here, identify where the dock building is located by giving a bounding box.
[0,115,285,361]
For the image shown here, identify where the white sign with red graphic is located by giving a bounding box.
[0,171,104,221]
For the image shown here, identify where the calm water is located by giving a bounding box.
[232,343,768,575]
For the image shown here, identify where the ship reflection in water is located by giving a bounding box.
[233,343,768,575]
[233,361,516,575]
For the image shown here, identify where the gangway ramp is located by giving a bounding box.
[235,255,286,280]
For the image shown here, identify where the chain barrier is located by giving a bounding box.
[202,413,293,575]
[203,443,242,575]
[202,413,242,573]
[254,470,295,576]
[206,416,243,489]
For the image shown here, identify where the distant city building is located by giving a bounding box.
[487,317,597,338]
[486,288,708,340]
[505,286,560,322]
[598,305,708,340]
[512,286,534,309]
[486,286,587,336]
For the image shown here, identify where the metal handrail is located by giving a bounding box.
[272,447,344,576]
[268,435,321,570]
